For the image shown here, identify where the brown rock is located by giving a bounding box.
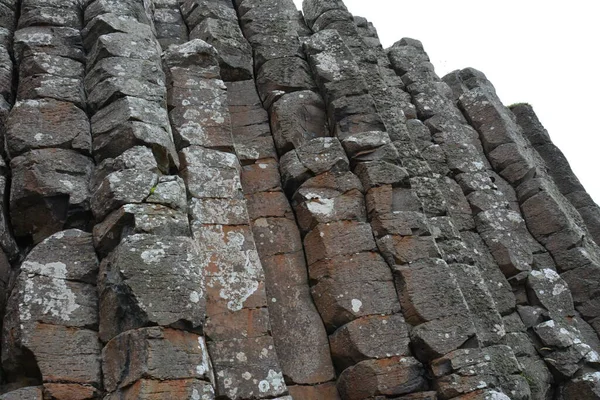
[43,384,100,400]
[98,234,206,342]
[336,356,428,400]
[304,221,376,266]
[309,252,400,331]
[251,217,303,256]
[104,379,215,400]
[241,159,282,194]
[102,327,212,392]
[287,382,340,400]
[208,336,286,399]
[329,314,410,371]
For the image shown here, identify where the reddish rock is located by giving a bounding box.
[208,336,286,399]
[102,327,212,392]
[337,356,428,400]
[303,221,376,266]
[329,314,410,371]
[309,252,400,331]
[104,379,215,400]
[43,384,100,400]
[241,159,282,194]
[246,191,293,219]
[287,382,340,400]
[205,308,270,341]
[6,99,92,157]
[251,217,303,256]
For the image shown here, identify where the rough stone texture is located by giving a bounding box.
[98,234,206,342]
[0,0,598,399]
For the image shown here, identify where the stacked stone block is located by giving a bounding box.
[387,37,600,398]
[84,1,211,398]
[232,0,341,396]
[0,0,598,398]
[7,0,93,245]
[511,103,600,248]
[299,11,439,397]
[165,5,288,394]
[0,1,101,397]
[446,68,600,397]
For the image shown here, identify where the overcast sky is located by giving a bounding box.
[293,0,600,205]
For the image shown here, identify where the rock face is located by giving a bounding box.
[0,0,598,399]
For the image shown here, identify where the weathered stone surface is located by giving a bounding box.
[337,356,428,400]
[91,96,169,136]
[287,382,340,400]
[98,234,205,342]
[13,26,84,63]
[6,99,90,157]
[92,120,178,170]
[309,252,400,331]
[91,169,159,221]
[193,224,266,314]
[208,336,287,399]
[0,387,43,400]
[304,221,376,266]
[330,314,410,371]
[104,379,215,400]
[42,384,101,400]
[190,18,253,82]
[10,149,93,242]
[270,90,329,154]
[102,327,212,392]
[180,146,242,199]
[294,185,366,234]
[262,252,335,384]
[84,0,152,27]
[559,372,600,400]
[256,57,316,109]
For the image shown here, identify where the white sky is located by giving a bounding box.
[293,0,600,205]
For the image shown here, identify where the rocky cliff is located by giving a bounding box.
[0,0,599,399]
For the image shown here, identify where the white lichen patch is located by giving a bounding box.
[198,226,264,311]
[351,299,363,313]
[258,369,285,394]
[306,196,335,217]
[21,276,80,322]
[196,336,211,377]
[21,261,68,279]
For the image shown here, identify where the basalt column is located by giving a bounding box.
[388,37,600,398]
[448,67,600,397]
[233,0,340,396]
[83,0,213,398]
[168,3,288,397]
[510,103,600,248]
[1,0,101,398]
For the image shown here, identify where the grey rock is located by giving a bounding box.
[98,234,206,342]
[10,149,93,243]
[102,327,212,392]
[6,99,90,157]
